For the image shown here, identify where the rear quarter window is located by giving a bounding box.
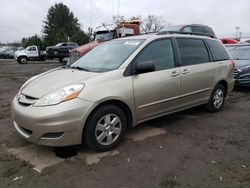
[206,39,230,61]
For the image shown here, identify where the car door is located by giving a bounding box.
[27,46,38,58]
[132,38,181,122]
[59,43,69,54]
[176,38,216,108]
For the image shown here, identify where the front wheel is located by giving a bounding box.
[18,57,28,64]
[84,105,127,152]
[59,57,63,63]
[205,84,225,112]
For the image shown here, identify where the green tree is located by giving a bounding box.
[42,3,89,45]
[21,35,45,50]
[71,30,89,45]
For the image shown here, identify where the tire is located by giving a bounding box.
[59,57,63,63]
[18,57,28,64]
[84,105,127,152]
[205,84,225,112]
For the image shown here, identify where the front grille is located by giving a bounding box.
[233,69,241,77]
[18,94,37,106]
[41,132,64,139]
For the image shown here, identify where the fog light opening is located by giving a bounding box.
[41,132,64,139]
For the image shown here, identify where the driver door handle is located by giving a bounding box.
[182,69,189,74]
[171,71,180,77]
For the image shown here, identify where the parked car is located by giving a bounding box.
[226,44,250,87]
[160,24,217,38]
[0,50,15,59]
[46,42,78,62]
[15,46,45,64]
[12,33,234,151]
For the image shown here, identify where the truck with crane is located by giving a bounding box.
[67,20,141,64]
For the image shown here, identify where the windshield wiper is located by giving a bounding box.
[71,66,90,72]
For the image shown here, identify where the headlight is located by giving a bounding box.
[34,84,84,106]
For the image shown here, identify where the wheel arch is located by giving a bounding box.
[82,99,134,140]
[17,56,28,64]
[216,80,228,97]
[17,55,28,60]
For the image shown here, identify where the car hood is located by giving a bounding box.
[234,59,250,70]
[15,50,25,54]
[21,67,98,98]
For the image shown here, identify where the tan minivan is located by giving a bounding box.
[12,33,235,151]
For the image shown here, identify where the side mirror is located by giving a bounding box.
[136,61,155,74]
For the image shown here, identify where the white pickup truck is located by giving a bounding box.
[15,45,46,64]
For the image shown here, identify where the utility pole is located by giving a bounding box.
[235,26,240,39]
[117,0,120,17]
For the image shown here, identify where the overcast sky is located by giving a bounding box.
[0,0,249,43]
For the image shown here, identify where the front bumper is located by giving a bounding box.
[234,70,250,87]
[11,96,94,147]
[235,79,250,87]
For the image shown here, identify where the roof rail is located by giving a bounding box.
[140,32,158,35]
[157,31,216,38]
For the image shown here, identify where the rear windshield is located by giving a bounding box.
[206,39,230,61]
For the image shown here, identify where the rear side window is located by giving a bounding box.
[176,38,209,66]
[206,39,230,61]
[135,39,175,71]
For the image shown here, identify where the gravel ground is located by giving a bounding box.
[0,60,249,188]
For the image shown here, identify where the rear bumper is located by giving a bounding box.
[227,78,235,94]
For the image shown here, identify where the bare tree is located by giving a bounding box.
[141,15,166,33]
[112,15,125,24]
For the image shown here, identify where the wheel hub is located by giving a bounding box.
[95,114,122,146]
[213,89,223,108]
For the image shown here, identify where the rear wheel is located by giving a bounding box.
[205,84,225,112]
[18,57,28,64]
[84,105,127,152]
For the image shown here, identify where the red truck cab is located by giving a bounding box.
[69,20,141,64]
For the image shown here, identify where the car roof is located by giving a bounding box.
[115,33,217,41]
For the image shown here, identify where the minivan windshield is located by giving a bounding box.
[71,39,144,72]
